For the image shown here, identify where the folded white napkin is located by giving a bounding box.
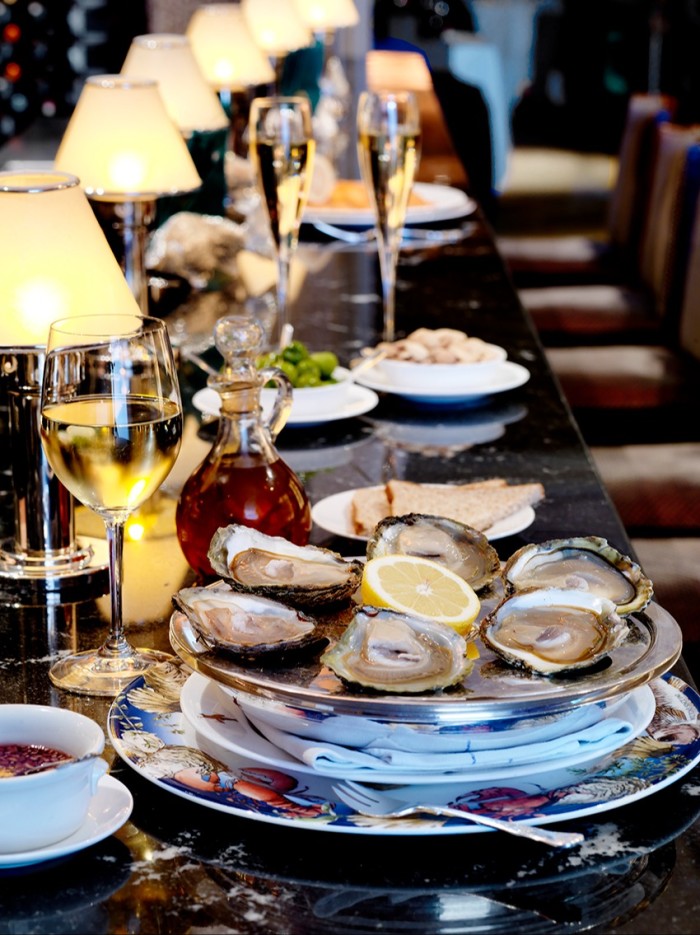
[235,695,610,754]
[243,709,635,776]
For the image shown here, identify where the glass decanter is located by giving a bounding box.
[176,314,312,580]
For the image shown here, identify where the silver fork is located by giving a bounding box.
[332,781,584,848]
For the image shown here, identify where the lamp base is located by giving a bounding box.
[0,536,110,605]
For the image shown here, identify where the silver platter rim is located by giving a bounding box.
[169,599,682,726]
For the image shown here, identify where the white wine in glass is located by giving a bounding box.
[248,95,315,349]
[40,314,183,696]
[357,90,421,341]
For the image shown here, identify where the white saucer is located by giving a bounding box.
[192,384,379,426]
[303,182,476,227]
[0,775,133,868]
[311,485,536,542]
[355,361,530,405]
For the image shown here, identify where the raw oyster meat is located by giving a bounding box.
[366,513,501,592]
[480,587,629,676]
[208,524,363,608]
[321,605,470,694]
[502,536,653,616]
[174,586,321,660]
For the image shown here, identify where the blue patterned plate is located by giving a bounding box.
[108,665,700,836]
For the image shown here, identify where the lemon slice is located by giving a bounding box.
[360,555,481,635]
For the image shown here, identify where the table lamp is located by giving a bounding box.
[53,75,202,313]
[0,171,142,601]
[120,34,230,217]
[293,0,359,32]
[241,0,313,82]
[187,4,275,156]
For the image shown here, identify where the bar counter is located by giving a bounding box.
[1,211,699,934]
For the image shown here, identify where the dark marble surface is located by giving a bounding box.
[1,215,699,934]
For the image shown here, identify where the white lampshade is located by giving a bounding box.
[292,0,359,30]
[121,34,229,135]
[242,0,312,56]
[54,76,202,201]
[187,4,275,91]
[0,172,140,348]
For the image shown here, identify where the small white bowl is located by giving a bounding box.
[261,366,353,419]
[0,705,107,854]
[376,345,507,390]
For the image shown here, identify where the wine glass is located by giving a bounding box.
[357,90,421,341]
[248,95,315,349]
[40,314,183,696]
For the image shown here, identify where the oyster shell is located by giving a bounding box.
[174,586,322,660]
[480,587,629,675]
[321,605,470,694]
[366,513,501,592]
[208,524,363,608]
[503,536,653,616]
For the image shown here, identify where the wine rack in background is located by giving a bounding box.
[0,0,146,147]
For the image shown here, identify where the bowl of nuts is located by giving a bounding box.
[368,328,507,390]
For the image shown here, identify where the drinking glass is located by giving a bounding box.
[357,90,421,341]
[40,314,183,696]
[248,95,315,349]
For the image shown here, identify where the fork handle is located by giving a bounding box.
[413,805,583,847]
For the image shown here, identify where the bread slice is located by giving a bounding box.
[351,478,508,536]
[351,485,391,536]
[317,179,427,210]
[386,479,545,532]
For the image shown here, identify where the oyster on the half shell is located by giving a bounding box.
[321,605,470,694]
[502,536,653,615]
[208,525,363,609]
[366,513,501,592]
[480,587,629,676]
[174,586,322,660]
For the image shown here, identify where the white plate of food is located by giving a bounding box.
[192,383,379,427]
[311,485,538,543]
[303,181,477,227]
[355,361,530,405]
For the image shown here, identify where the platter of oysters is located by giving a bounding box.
[169,519,682,726]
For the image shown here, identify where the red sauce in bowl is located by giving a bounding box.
[0,743,72,777]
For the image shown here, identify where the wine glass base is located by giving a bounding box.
[49,647,175,697]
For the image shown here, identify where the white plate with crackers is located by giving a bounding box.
[311,478,544,542]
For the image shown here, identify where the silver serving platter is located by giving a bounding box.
[169,590,683,726]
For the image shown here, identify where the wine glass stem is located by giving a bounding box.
[101,518,131,658]
[276,251,290,350]
[378,235,399,342]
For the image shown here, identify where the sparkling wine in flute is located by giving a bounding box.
[249,96,315,350]
[357,91,421,341]
[40,314,183,697]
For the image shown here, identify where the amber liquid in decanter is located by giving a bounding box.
[176,315,311,580]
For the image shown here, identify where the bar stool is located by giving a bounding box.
[521,122,700,347]
[498,93,676,286]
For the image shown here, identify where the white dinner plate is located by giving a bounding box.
[303,182,476,227]
[310,485,536,542]
[109,670,700,836]
[354,361,531,405]
[179,673,653,786]
[192,384,379,426]
[0,775,133,868]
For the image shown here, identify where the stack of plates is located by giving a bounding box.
[107,599,700,836]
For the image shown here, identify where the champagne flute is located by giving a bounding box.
[357,90,421,341]
[248,95,315,349]
[40,314,183,696]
